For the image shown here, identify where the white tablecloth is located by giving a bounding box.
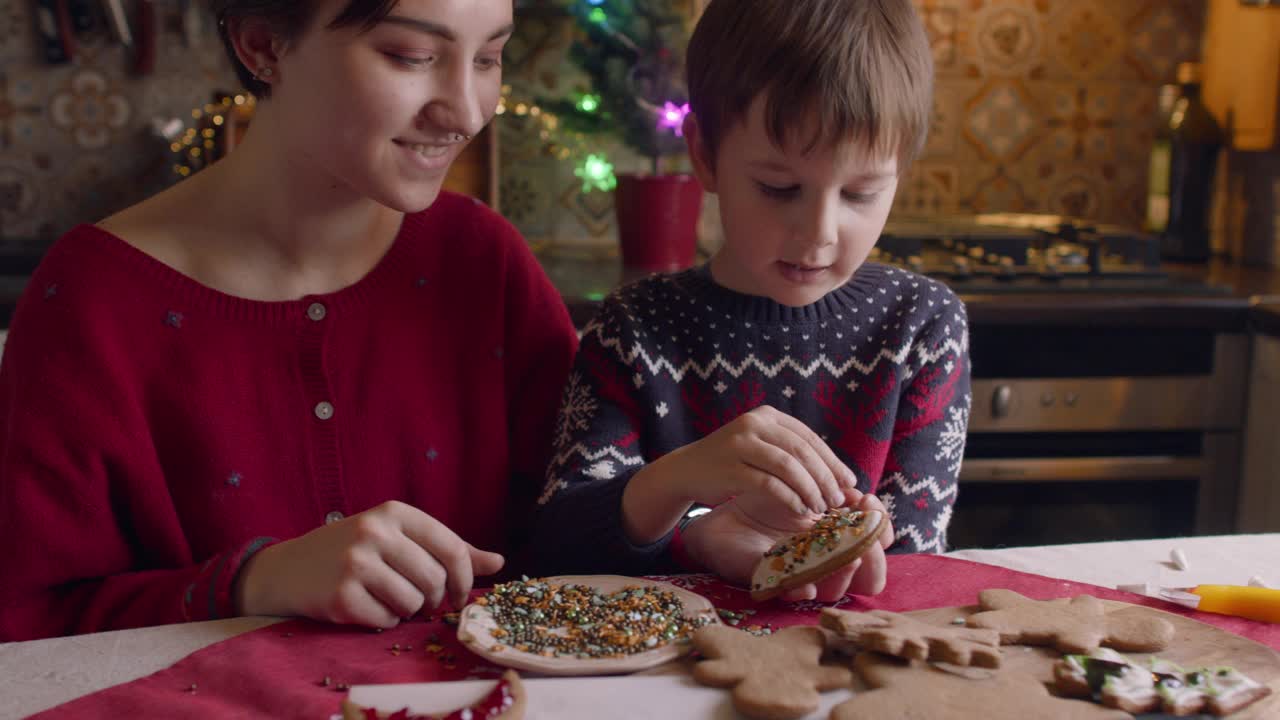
[1,534,1276,719]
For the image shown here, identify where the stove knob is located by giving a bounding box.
[968,246,985,261]
[997,256,1017,280]
[951,257,971,278]
[992,385,1013,419]
[907,255,924,272]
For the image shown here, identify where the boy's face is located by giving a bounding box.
[687,97,899,308]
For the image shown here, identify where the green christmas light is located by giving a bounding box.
[575,153,617,193]
[588,8,607,24]
[577,93,602,114]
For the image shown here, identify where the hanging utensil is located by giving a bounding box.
[102,0,132,47]
[67,0,94,33]
[133,0,157,75]
[32,0,76,63]
[180,0,204,47]
[32,0,69,63]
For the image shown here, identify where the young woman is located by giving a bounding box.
[0,0,576,641]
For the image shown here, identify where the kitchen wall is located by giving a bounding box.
[503,0,1209,248]
[0,1,235,247]
[0,0,1207,251]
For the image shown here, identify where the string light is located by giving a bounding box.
[169,93,257,179]
[575,153,617,193]
[576,93,602,114]
[656,101,690,136]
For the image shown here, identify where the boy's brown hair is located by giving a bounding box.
[686,0,934,170]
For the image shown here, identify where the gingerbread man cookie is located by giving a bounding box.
[690,624,852,720]
[820,608,1002,668]
[830,652,1131,720]
[965,589,1175,654]
[750,508,888,602]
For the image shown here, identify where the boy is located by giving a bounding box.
[531,0,969,601]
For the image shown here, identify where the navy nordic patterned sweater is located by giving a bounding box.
[531,262,971,575]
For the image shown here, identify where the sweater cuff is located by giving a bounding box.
[182,536,277,622]
[573,470,673,574]
[667,524,702,573]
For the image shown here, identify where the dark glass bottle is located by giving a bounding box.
[1158,62,1226,262]
[1144,84,1179,234]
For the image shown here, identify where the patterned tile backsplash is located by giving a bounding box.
[0,0,1206,253]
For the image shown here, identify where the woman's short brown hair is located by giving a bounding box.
[211,0,399,98]
[686,0,933,171]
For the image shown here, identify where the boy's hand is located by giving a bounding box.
[683,491,894,602]
[233,501,504,629]
[656,405,858,515]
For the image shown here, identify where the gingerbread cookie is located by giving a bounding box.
[340,669,526,720]
[830,652,1130,720]
[820,608,1002,668]
[1053,651,1273,716]
[690,624,852,720]
[750,508,887,602]
[965,589,1175,654]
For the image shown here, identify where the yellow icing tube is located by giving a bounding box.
[1186,585,1280,624]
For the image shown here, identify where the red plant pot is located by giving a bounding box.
[614,173,705,273]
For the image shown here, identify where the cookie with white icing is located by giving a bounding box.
[1052,651,1272,717]
[750,508,887,602]
[340,669,526,720]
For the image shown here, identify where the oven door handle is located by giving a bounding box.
[959,456,1204,483]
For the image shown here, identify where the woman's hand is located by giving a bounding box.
[233,500,504,629]
[683,491,894,603]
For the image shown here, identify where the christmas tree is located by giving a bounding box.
[540,0,692,177]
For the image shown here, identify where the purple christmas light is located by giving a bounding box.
[656,101,690,136]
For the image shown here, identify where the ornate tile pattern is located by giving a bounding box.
[968,2,1045,78]
[1126,1,1203,83]
[1046,1,1125,80]
[964,80,1041,161]
[894,164,961,216]
[1,0,236,243]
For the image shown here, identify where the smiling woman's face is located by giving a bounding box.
[267,0,513,211]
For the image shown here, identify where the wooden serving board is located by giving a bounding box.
[345,600,1279,719]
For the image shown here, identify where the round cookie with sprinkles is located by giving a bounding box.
[457,575,719,675]
[750,508,888,602]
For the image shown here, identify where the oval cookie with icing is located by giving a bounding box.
[750,508,888,602]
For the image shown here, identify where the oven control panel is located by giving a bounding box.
[969,377,1241,433]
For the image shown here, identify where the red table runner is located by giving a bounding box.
[30,554,1280,719]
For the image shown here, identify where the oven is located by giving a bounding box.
[868,214,1248,549]
[948,326,1249,549]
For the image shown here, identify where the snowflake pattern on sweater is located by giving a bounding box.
[533,262,971,574]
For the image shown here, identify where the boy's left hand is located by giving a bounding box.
[682,491,894,602]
